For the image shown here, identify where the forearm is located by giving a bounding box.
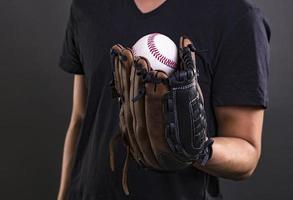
[58,119,83,199]
[194,136,260,180]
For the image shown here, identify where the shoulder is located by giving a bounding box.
[182,0,264,29]
[200,0,267,38]
[213,0,257,11]
[184,0,258,12]
[206,0,261,22]
[205,0,258,13]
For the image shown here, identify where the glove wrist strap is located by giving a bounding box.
[197,138,214,166]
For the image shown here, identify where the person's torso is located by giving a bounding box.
[68,0,256,199]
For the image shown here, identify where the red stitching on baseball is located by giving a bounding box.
[147,33,177,69]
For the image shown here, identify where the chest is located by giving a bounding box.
[75,1,218,93]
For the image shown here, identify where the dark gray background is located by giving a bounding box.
[0,0,292,199]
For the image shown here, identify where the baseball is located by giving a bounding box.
[132,33,178,75]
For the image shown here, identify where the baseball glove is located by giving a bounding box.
[108,36,214,195]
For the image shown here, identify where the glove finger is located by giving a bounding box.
[130,57,160,169]
[110,44,128,140]
[179,36,197,74]
[119,47,143,159]
[111,44,124,96]
[111,44,141,158]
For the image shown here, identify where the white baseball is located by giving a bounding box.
[132,33,178,75]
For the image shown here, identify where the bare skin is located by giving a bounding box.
[57,75,87,200]
[57,0,265,198]
[193,106,264,180]
[134,0,167,13]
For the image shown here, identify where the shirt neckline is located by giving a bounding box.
[128,0,171,18]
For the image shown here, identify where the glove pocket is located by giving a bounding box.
[143,71,184,171]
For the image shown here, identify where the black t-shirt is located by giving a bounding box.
[58,0,271,199]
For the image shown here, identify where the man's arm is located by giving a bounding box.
[57,75,87,200]
[194,106,264,180]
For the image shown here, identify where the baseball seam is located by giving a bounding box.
[147,33,177,69]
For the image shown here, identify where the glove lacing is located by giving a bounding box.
[132,62,168,103]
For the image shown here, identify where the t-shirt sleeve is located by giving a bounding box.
[212,8,271,109]
[58,4,84,74]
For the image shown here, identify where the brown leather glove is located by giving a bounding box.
[108,36,214,195]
